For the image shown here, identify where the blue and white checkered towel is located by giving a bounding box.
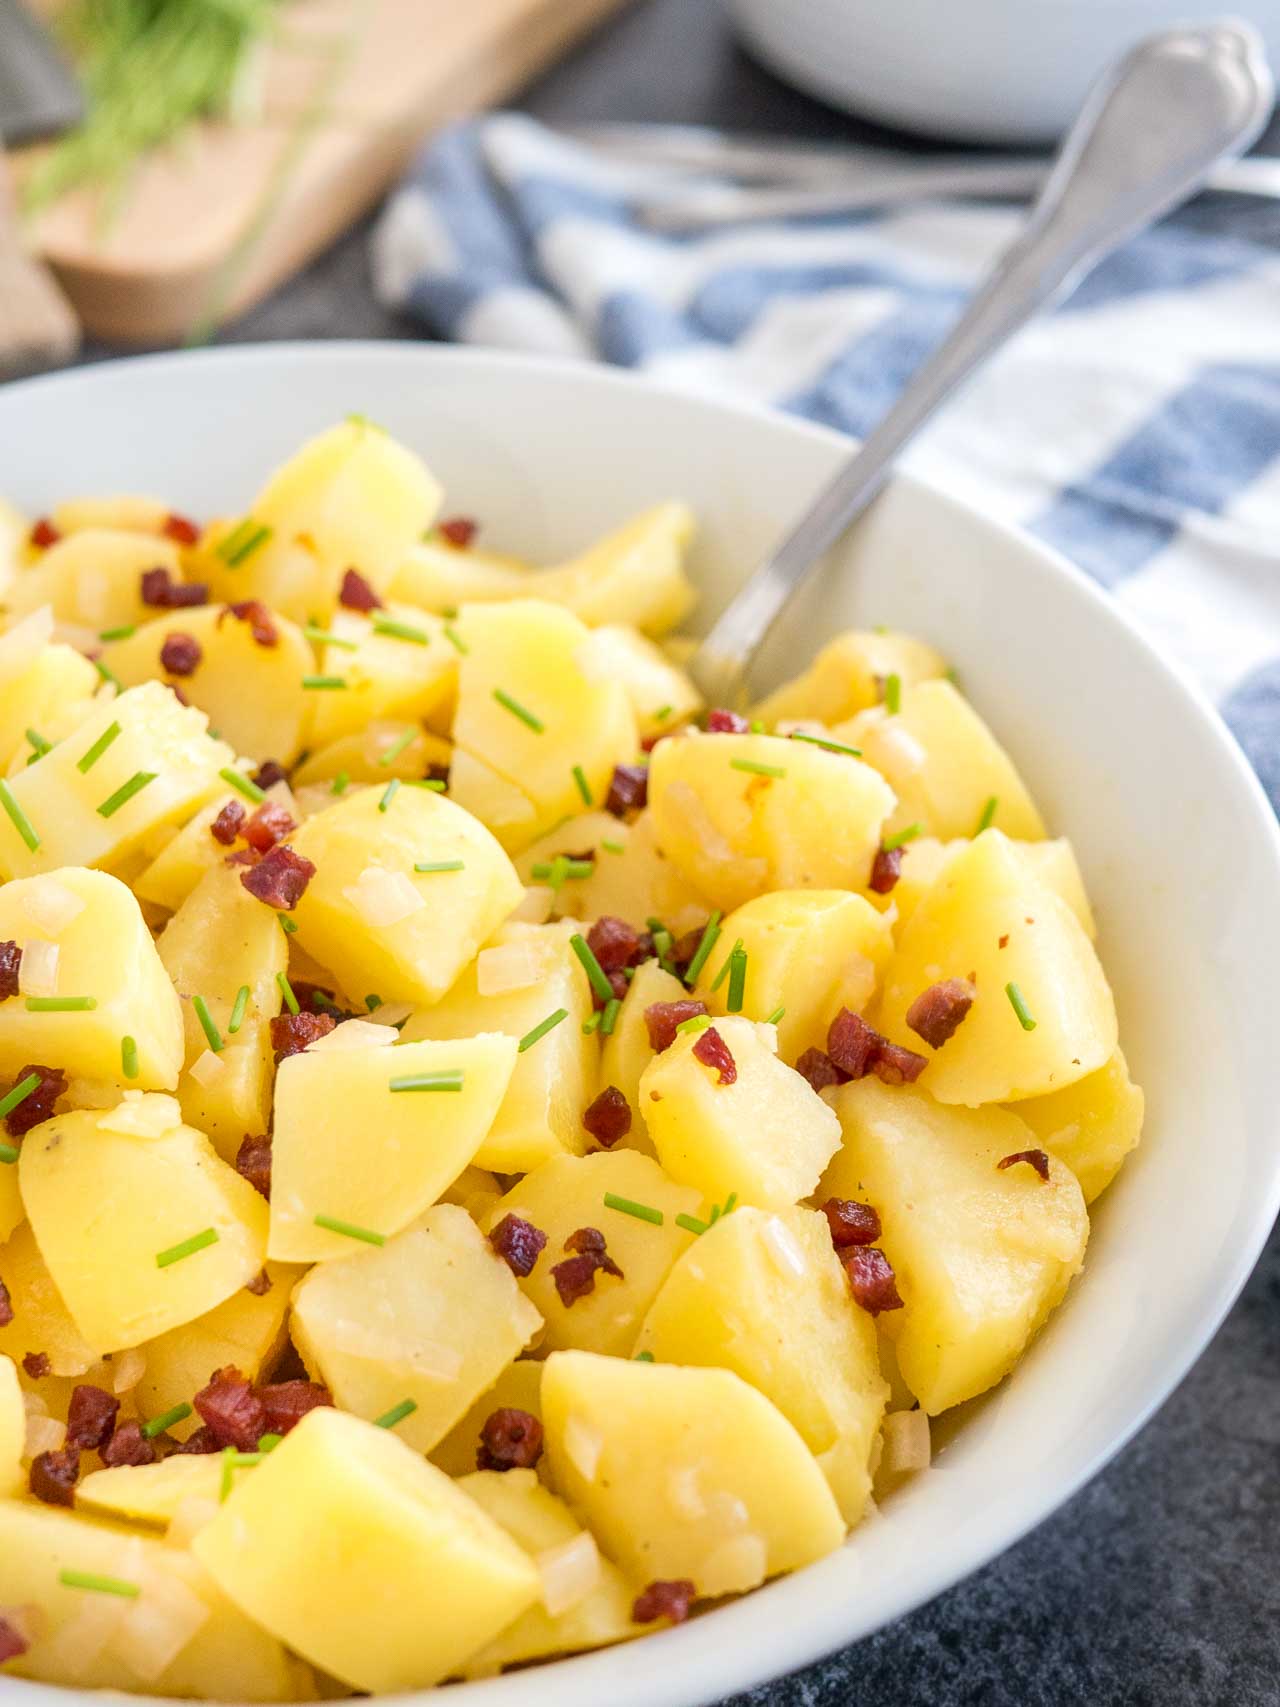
[373,113,1280,811]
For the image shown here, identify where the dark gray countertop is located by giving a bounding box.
[91,2,1280,1702]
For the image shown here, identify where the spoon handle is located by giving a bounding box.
[688,24,1274,708]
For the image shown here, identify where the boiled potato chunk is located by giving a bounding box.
[649,731,894,911]
[269,1034,517,1262]
[0,1219,98,1381]
[516,809,713,936]
[0,618,99,775]
[636,1205,887,1524]
[192,1406,540,1692]
[19,1097,268,1352]
[0,1499,304,1700]
[291,1205,542,1452]
[837,679,1045,843]
[482,1151,701,1358]
[291,722,452,791]
[133,787,255,912]
[50,495,170,537]
[1009,1048,1143,1203]
[287,784,522,1005]
[78,1453,226,1528]
[862,834,1095,938]
[430,1359,543,1478]
[0,681,233,881]
[575,624,702,738]
[0,1154,19,1243]
[7,528,185,629]
[598,958,688,1154]
[441,1163,505,1222]
[0,868,183,1087]
[530,503,697,636]
[543,1351,844,1594]
[390,538,530,610]
[694,890,891,1063]
[640,1016,840,1209]
[457,1469,640,1674]
[103,604,314,765]
[307,601,456,744]
[824,1078,1088,1414]
[0,1354,22,1495]
[877,830,1117,1104]
[400,922,593,1173]
[755,628,946,728]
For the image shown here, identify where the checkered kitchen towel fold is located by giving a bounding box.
[372,113,1280,811]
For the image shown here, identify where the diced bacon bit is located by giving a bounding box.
[632,1580,696,1625]
[209,800,246,846]
[252,759,288,792]
[0,1615,29,1664]
[173,1426,221,1456]
[843,1246,904,1315]
[583,1085,632,1148]
[5,1065,66,1137]
[269,1011,335,1062]
[163,513,201,547]
[873,1039,930,1086]
[22,1353,49,1379]
[692,1024,736,1084]
[0,1278,10,1328]
[257,1380,332,1437]
[65,1385,119,1450]
[0,942,21,1001]
[235,1134,272,1199]
[241,844,315,910]
[245,1270,272,1297]
[242,801,296,853]
[796,1048,843,1093]
[605,763,648,817]
[338,568,383,611]
[998,934,1010,949]
[906,979,975,1050]
[438,515,477,548]
[644,999,708,1053]
[827,1009,927,1088]
[476,1407,543,1471]
[159,632,202,676]
[488,1214,547,1278]
[29,1445,79,1506]
[553,1227,624,1308]
[29,518,60,550]
[997,1148,1051,1182]
[706,708,749,734]
[869,845,904,894]
[821,1197,881,1249]
[586,915,647,975]
[220,600,279,648]
[141,566,207,609]
[99,1419,157,1467]
[169,682,190,706]
[193,1366,266,1450]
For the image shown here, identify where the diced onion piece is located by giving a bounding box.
[666,1464,706,1521]
[563,1415,602,1484]
[111,1348,147,1395]
[18,940,59,998]
[25,1410,65,1457]
[881,1409,931,1477]
[166,1494,221,1548]
[508,886,554,925]
[307,1020,400,1052]
[537,1531,601,1617]
[342,866,426,928]
[760,1215,807,1280]
[65,1078,120,1110]
[0,605,54,681]
[876,720,927,772]
[113,1555,211,1683]
[22,881,85,937]
[98,1092,182,1140]
[476,942,542,997]
[42,1588,127,1682]
[666,779,767,889]
[701,1531,767,1592]
[188,1049,225,1087]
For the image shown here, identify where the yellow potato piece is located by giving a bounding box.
[877,830,1117,1105]
[268,1033,517,1262]
[754,628,947,728]
[307,600,457,744]
[430,1359,543,1478]
[1007,1048,1143,1204]
[50,495,171,537]
[0,1219,98,1381]
[390,538,531,610]
[862,834,1096,938]
[482,1151,702,1358]
[575,624,702,738]
[78,1453,226,1528]
[20,1096,268,1353]
[0,1354,22,1495]
[133,787,252,913]
[0,867,183,1087]
[0,621,99,775]
[7,528,185,629]
[649,731,894,911]
[441,1162,505,1222]
[291,1205,542,1451]
[287,784,522,1005]
[192,1406,541,1692]
[529,502,697,636]
[598,957,688,1156]
[636,1204,887,1525]
[0,1153,19,1244]
[640,1015,840,1209]
[823,1078,1089,1414]
[291,722,451,791]
[542,1351,844,1595]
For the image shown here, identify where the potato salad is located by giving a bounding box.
[0,420,1142,1698]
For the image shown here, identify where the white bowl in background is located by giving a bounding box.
[2,341,1279,1707]
[729,0,1280,143]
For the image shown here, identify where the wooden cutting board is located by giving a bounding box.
[11,0,629,344]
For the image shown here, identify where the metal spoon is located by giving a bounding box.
[686,23,1274,709]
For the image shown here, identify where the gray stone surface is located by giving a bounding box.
[83,1,1280,1701]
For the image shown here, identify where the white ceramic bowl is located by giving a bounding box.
[2,342,1279,1707]
[730,0,1280,142]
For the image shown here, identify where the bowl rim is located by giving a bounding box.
[2,338,1279,1707]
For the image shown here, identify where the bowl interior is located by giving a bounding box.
[2,342,1278,1707]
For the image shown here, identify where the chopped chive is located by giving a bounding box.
[975,796,998,835]
[330,770,350,795]
[219,1446,236,1502]
[569,934,615,1004]
[601,838,625,855]
[372,615,431,645]
[675,1013,713,1036]
[25,728,51,757]
[634,1350,656,1362]
[279,915,298,936]
[93,658,122,691]
[379,728,418,767]
[156,1227,219,1269]
[407,778,447,792]
[1006,981,1037,1031]
[581,1010,602,1035]
[518,1008,569,1053]
[228,985,250,1034]
[0,1071,42,1121]
[97,771,157,818]
[0,779,39,850]
[682,911,723,987]
[374,1398,418,1430]
[314,1214,385,1246]
[724,1192,738,1215]
[121,1035,139,1080]
[365,994,382,1011]
[492,688,544,733]
[883,822,923,852]
[654,705,673,722]
[257,1433,283,1452]
[220,766,265,804]
[748,719,765,733]
[97,624,135,642]
[729,757,786,780]
[378,779,401,813]
[600,997,621,1036]
[25,995,96,1012]
[276,973,300,1016]
[726,945,748,1014]
[708,1203,722,1225]
[301,676,348,691]
[675,1212,709,1236]
[302,625,359,651]
[389,1071,465,1092]
[788,731,863,758]
[884,673,902,715]
[572,765,592,806]
[764,1006,786,1025]
[710,938,744,994]
[414,859,465,874]
[603,1192,664,1226]
[58,1569,139,1599]
[141,1402,192,1439]
[443,623,469,655]
[192,994,224,1054]
[217,520,273,567]
[652,927,675,974]
[0,1142,15,1165]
